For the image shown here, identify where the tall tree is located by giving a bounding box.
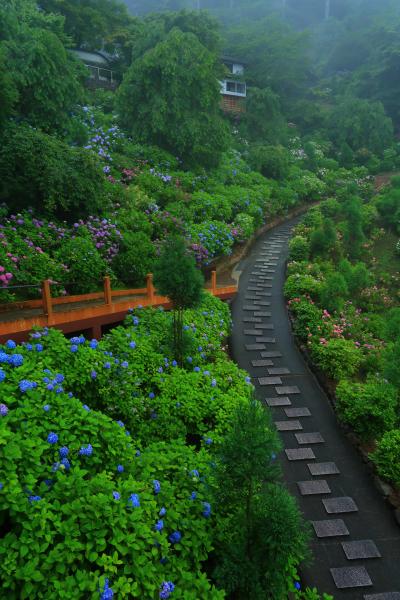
[117,27,229,167]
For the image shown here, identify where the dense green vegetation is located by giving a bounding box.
[1,0,400,596]
[285,178,400,485]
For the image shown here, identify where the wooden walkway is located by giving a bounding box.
[0,272,237,343]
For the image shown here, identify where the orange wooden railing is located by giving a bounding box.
[0,272,237,343]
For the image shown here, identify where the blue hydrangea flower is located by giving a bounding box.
[0,482,3,490]
[194,366,200,372]
[0,404,8,416]
[129,341,136,349]
[154,519,164,531]
[172,360,177,367]
[135,450,141,457]
[89,339,98,349]
[91,370,97,379]
[19,380,37,393]
[25,343,33,351]
[116,420,124,428]
[47,432,58,444]
[153,480,161,495]
[43,377,50,384]
[100,578,114,600]
[186,356,192,363]
[55,387,63,394]
[202,502,211,518]
[9,354,23,367]
[117,464,124,473]
[190,469,200,478]
[113,491,121,501]
[168,531,181,544]
[5,340,16,349]
[132,317,139,326]
[43,404,50,412]
[28,495,41,503]
[104,362,111,369]
[82,404,90,411]
[128,493,140,508]
[79,444,93,456]
[0,352,8,363]
[0,369,5,382]
[159,507,166,516]
[211,378,217,387]
[271,453,277,461]
[149,392,155,399]
[294,582,301,590]
[59,447,69,458]
[70,345,78,353]
[121,361,128,368]
[35,344,43,352]
[205,438,213,445]
[60,458,70,470]
[190,491,197,500]
[46,384,54,391]
[54,374,64,384]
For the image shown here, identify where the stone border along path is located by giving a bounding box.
[229,216,400,599]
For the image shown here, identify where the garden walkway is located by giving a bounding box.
[230,216,400,599]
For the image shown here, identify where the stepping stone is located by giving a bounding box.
[259,376,282,385]
[247,286,262,291]
[246,344,266,351]
[243,317,262,323]
[243,330,263,336]
[285,407,311,418]
[266,397,292,407]
[276,386,300,395]
[254,312,271,317]
[364,594,400,600]
[256,301,271,306]
[341,540,381,560]
[245,295,259,300]
[323,497,358,514]
[330,566,372,589]
[295,432,324,444]
[275,420,303,432]
[285,447,315,460]
[256,337,276,343]
[312,519,349,538]
[256,324,274,330]
[298,480,331,495]
[268,367,290,375]
[243,306,262,311]
[261,351,282,358]
[308,462,340,476]
[255,292,272,297]
[252,359,273,367]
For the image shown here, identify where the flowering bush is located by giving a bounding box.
[371,429,400,487]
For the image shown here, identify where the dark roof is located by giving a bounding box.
[221,54,248,66]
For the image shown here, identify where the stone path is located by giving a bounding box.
[230,217,400,599]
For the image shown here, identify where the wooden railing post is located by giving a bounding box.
[211,270,217,295]
[146,273,155,304]
[103,276,112,306]
[42,279,53,319]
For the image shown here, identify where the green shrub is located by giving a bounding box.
[311,338,362,380]
[320,272,348,313]
[371,429,400,487]
[187,221,234,258]
[0,124,106,219]
[55,237,108,293]
[336,380,398,441]
[289,298,324,341]
[284,274,322,301]
[112,232,155,286]
[233,213,256,241]
[249,144,291,180]
[289,236,310,262]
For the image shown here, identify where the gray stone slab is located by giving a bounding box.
[254,312,272,317]
[330,566,372,589]
[247,286,262,291]
[268,367,290,375]
[243,305,262,311]
[295,432,325,444]
[256,324,275,329]
[341,540,381,560]
[243,329,263,336]
[256,301,271,306]
[364,594,400,600]
[285,447,315,460]
[298,480,331,495]
[275,420,303,432]
[308,462,340,476]
[276,386,301,395]
[266,396,292,407]
[255,291,272,297]
[323,497,359,514]
[256,337,276,343]
[252,359,273,367]
[245,344,266,351]
[256,283,273,288]
[245,295,259,300]
[261,351,283,358]
[312,519,349,538]
[285,407,311,418]
[243,317,262,323]
[259,376,282,386]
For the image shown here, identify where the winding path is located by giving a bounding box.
[230,216,400,599]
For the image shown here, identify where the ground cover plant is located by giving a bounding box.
[285,182,400,488]
[0,294,318,598]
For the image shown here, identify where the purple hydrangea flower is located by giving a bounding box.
[0,403,8,416]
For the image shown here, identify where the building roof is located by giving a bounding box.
[70,49,111,66]
[221,54,248,66]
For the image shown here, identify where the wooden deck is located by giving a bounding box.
[0,273,237,343]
